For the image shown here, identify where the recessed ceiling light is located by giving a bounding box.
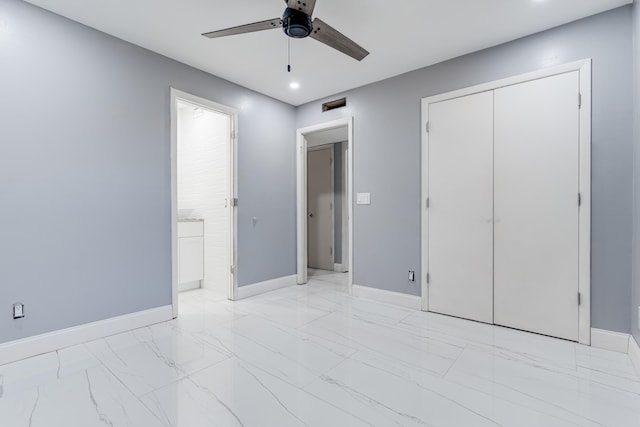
[289,82,300,90]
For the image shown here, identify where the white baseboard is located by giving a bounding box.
[352,284,422,310]
[0,305,173,366]
[235,275,297,300]
[591,328,630,353]
[629,336,640,379]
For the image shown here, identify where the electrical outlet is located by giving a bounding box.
[13,303,24,319]
[408,270,415,282]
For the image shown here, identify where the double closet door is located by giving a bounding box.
[427,71,581,341]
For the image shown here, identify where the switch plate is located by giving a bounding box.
[13,303,24,319]
[408,270,415,282]
[356,192,371,205]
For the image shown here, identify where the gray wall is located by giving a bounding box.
[297,6,634,333]
[632,2,640,345]
[0,0,296,344]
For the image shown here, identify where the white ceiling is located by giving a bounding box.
[25,0,632,106]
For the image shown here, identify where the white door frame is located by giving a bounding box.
[296,117,353,291]
[421,59,592,345]
[170,88,238,318]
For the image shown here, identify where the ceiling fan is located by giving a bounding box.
[202,0,370,62]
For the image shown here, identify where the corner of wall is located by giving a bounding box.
[632,0,640,344]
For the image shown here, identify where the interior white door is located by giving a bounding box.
[308,147,334,270]
[428,91,494,323]
[493,71,580,341]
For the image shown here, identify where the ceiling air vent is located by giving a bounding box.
[322,97,347,112]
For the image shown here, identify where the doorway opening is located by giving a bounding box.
[296,118,353,292]
[170,89,238,317]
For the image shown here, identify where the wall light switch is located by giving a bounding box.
[408,270,415,282]
[356,192,371,205]
[13,303,24,319]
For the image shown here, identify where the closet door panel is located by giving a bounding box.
[493,71,580,341]
[428,91,494,323]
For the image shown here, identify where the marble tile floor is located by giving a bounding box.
[1,271,639,426]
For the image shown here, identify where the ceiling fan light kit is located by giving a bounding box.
[202,0,369,62]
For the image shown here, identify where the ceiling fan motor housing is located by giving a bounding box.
[282,7,312,38]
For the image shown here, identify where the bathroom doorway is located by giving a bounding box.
[170,89,238,317]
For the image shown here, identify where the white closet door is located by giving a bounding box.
[494,71,580,341]
[428,91,494,323]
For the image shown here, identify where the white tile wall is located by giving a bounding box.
[177,103,230,294]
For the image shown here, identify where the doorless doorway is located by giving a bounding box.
[296,118,353,290]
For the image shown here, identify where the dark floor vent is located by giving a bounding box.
[322,97,347,112]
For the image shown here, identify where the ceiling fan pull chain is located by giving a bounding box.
[288,37,292,72]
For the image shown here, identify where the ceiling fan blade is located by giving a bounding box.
[309,18,369,61]
[202,18,282,39]
[287,0,317,16]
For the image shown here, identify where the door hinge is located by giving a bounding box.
[232,198,238,207]
[425,122,430,133]
[230,265,236,275]
[426,198,430,209]
[330,247,333,256]
[426,273,430,284]
[578,193,581,207]
[578,93,582,109]
[578,292,582,305]
[231,130,237,140]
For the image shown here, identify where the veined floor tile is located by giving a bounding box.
[172,297,247,334]
[575,344,640,381]
[308,269,350,288]
[305,350,502,427]
[0,344,101,400]
[397,310,578,371]
[291,290,415,326]
[231,295,333,329]
[141,357,372,427]
[445,346,640,426]
[300,311,464,377]
[195,315,357,387]
[85,322,231,397]
[0,365,163,427]
[2,281,639,427]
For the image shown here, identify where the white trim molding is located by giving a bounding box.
[629,336,640,379]
[235,275,297,300]
[0,306,173,366]
[590,328,630,353]
[421,59,592,345]
[352,284,422,310]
